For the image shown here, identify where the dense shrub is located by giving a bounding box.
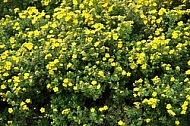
[0,0,190,125]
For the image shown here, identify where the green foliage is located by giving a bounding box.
[0,0,190,125]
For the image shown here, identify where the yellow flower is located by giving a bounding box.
[0,44,5,49]
[158,8,166,15]
[4,61,12,70]
[97,84,101,89]
[111,62,116,66]
[8,108,13,114]
[184,78,189,82]
[188,60,190,66]
[167,109,176,116]
[53,108,58,112]
[118,41,123,48]
[130,62,137,69]
[105,53,110,58]
[170,77,175,82]
[140,13,145,18]
[141,64,147,69]
[177,21,183,26]
[7,121,12,124]
[103,105,108,110]
[126,72,131,77]
[118,120,124,125]
[40,107,45,113]
[172,31,179,39]
[116,66,122,71]
[22,105,29,110]
[121,70,126,75]
[90,108,95,113]
[72,54,77,59]
[24,42,33,50]
[25,99,31,103]
[42,0,50,6]
[73,86,78,90]
[20,101,25,106]
[180,110,186,114]
[185,69,190,75]
[62,108,70,114]
[3,0,8,3]
[91,80,97,85]
[53,87,59,92]
[176,66,180,71]
[152,92,157,97]
[102,57,107,61]
[3,72,9,77]
[145,118,151,123]
[46,84,51,89]
[1,84,6,89]
[68,82,73,86]
[166,104,172,109]
[94,41,100,47]
[24,73,29,79]
[175,120,180,125]
[67,62,72,68]
[9,37,15,43]
[63,78,69,83]
[98,71,104,77]
[113,33,119,40]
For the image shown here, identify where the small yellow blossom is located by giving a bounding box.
[103,105,108,110]
[121,70,126,75]
[105,53,110,58]
[91,80,97,85]
[53,108,58,112]
[177,21,183,26]
[152,92,157,97]
[185,69,190,75]
[47,84,51,89]
[73,86,77,90]
[67,62,72,68]
[172,31,179,39]
[118,120,124,125]
[188,60,190,66]
[22,105,29,110]
[90,108,95,113]
[7,121,12,124]
[25,99,31,103]
[126,72,131,77]
[8,108,13,114]
[53,87,59,92]
[1,84,6,89]
[166,104,172,109]
[40,107,45,113]
[97,84,101,89]
[145,118,151,123]
[175,120,180,125]
[20,101,25,106]
[24,73,30,79]
[170,77,175,82]
[98,71,104,77]
[167,109,176,116]
[113,33,119,40]
[3,0,8,3]
[158,8,166,15]
[62,108,70,114]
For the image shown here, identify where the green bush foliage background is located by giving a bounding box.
[0,0,190,125]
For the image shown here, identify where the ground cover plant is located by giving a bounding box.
[0,0,190,125]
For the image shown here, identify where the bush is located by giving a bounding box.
[0,0,190,125]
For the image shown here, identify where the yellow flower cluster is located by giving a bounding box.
[99,105,108,112]
[142,98,159,108]
[0,0,190,125]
